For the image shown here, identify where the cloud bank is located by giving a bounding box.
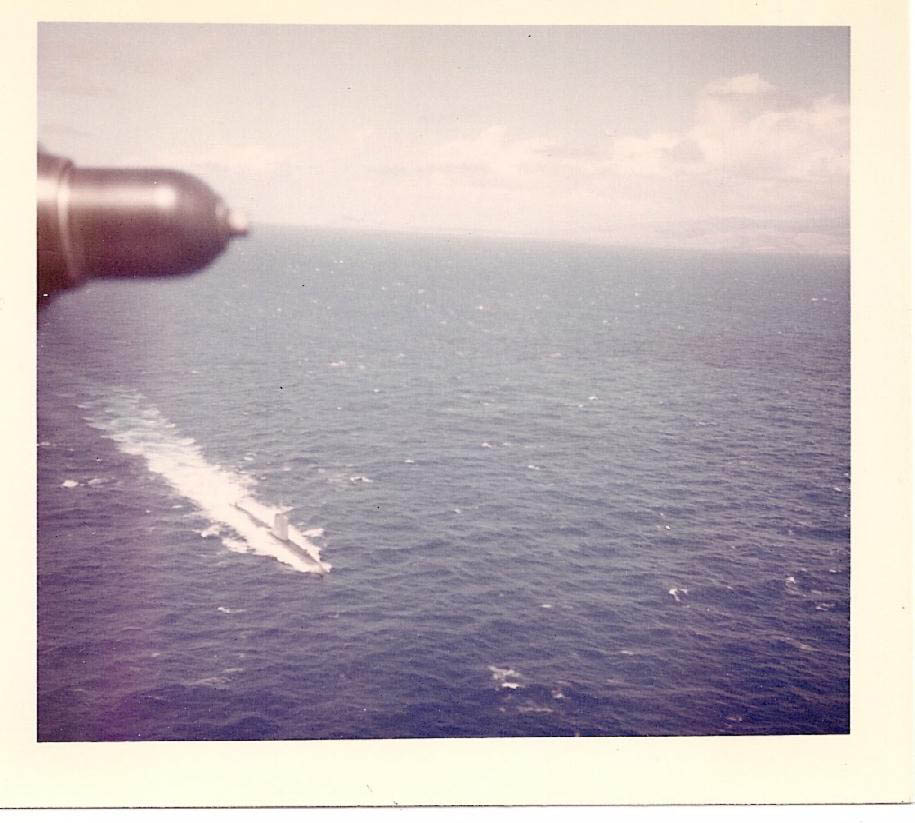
[387,73,848,254]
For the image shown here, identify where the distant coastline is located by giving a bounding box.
[255,221,851,259]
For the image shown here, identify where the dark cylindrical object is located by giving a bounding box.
[37,148,247,300]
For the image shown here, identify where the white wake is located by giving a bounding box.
[84,389,330,575]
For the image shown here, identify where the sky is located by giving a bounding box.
[38,24,849,254]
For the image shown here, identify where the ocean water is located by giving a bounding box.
[37,226,850,741]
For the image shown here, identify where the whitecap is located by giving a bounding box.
[61,479,78,489]
[488,665,522,690]
[217,606,247,614]
[87,478,104,486]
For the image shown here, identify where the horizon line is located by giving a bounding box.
[247,221,851,258]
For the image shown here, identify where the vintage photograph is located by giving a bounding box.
[37,23,850,742]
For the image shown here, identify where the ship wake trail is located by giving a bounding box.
[83,388,329,575]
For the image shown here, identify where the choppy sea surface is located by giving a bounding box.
[38,226,849,740]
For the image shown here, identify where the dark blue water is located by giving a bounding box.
[38,226,849,740]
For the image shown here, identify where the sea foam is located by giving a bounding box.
[84,389,328,575]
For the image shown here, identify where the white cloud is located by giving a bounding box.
[424,126,556,182]
[401,73,847,253]
[612,78,848,186]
